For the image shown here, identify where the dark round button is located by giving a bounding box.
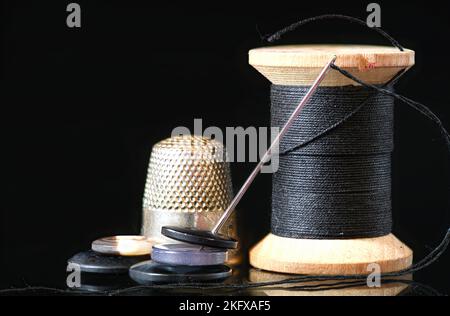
[67,250,148,274]
[152,243,228,266]
[129,260,232,284]
[161,226,238,249]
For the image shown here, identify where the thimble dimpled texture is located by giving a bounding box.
[143,135,232,213]
[142,135,236,244]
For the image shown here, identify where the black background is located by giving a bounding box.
[1,1,449,293]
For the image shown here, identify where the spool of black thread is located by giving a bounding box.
[248,44,415,275]
[271,85,393,239]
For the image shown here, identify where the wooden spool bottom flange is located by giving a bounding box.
[250,233,412,275]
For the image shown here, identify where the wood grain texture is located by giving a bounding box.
[250,233,412,275]
[249,44,415,86]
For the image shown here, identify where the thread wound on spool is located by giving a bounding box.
[271,85,394,239]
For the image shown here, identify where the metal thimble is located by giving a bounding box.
[142,135,241,264]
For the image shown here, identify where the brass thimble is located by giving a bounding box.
[142,135,241,264]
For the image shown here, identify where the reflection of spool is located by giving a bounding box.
[248,269,412,296]
[248,45,414,275]
[141,135,241,264]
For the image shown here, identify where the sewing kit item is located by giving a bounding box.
[129,261,232,284]
[91,235,153,256]
[161,226,238,249]
[161,57,335,249]
[152,244,228,266]
[67,250,148,274]
[128,135,237,284]
[247,44,415,275]
[142,135,241,263]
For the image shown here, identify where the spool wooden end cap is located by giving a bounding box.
[250,233,412,275]
[249,44,415,86]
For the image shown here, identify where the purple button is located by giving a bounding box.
[152,243,228,266]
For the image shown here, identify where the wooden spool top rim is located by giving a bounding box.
[249,44,415,69]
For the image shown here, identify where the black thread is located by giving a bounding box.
[105,228,450,292]
[271,85,394,238]
[267,14,450,260]
[0,280,440,296]
[330,64,450,149]
[280,68,408,156]
[264,14,404,51]
[264,14,449,270]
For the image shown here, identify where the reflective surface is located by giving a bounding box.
[0,262,445,296]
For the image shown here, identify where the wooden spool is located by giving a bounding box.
[249,44,415,275]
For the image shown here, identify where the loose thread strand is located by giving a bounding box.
[264,14,404,51]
